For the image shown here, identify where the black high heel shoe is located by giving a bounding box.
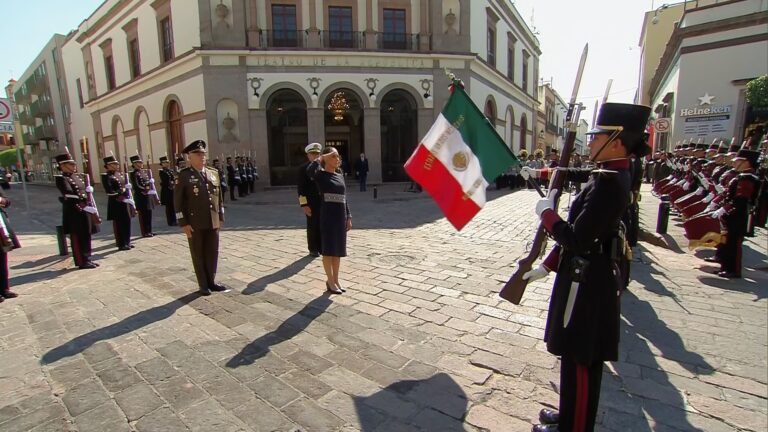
[326,282,342,294]
[335,282,347,293]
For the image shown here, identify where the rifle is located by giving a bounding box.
[146,154,161,205]
[84,173,102,230]
[500,43,589,304]
[123,156,137,217]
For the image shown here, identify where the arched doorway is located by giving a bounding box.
[484,99,496,127]
[380,89,417,182]
[505,107,515,151]
[324,89,363,176]
[167,100,184,157]
[520,114,528,152]
[267,89,308,186]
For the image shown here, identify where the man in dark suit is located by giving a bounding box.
[129,155,154,237]
[54,151,98,269]
[102,156,134,250]
[175,140,229,295]
[298,142,323,257]
[354,153,369,192]
[0,189,21,302]
[159,156,177,226]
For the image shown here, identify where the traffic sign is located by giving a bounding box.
[0,123,14,133]
[654,118,671,133]
[0,98,13,123]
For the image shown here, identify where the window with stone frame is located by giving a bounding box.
[328,6,353,48]
[486,8,499,68]
[272,4,299,47]
[382,8,406,49]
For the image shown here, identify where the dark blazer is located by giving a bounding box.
[226,164,239,184]
[355,158,369,176]
[159,168,176,205]
[174,167,225,230]
[297,161,321,209]
[102,172,132,221]
[55,173,91,235]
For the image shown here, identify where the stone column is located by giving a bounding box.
[417,107,434,142]
[307,0,321,48]
[247,0,261,47]
[250,109,270,185]
[419,0,430,51]
[363,108,382,184]
[364,0,377,49]
[307,108,325,146]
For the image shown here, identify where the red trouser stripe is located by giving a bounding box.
[71,233,83,266]
[574,364,588,432]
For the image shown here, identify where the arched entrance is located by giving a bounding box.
[167,100,184,157]
[324,89,363,175]
[267,89,308,186]
[380,89,417,182]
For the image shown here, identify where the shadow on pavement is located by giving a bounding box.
[353,373,468,431]
[225,294,333,368]
[696,275,766,301]
[242,255,315,295]
[40,292,202,365]
[10,269,69,287]
[10,254,68,270]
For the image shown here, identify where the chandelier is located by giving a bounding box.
[328,91,349,122]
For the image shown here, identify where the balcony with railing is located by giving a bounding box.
[29,98,52,118]
[28,73,48,95]
[376,33,420,51]
[257,29,425,52]
[34,124,57,140]
[260,30,308,48]
[23,132,36,144]
[17,110,34,126]
[320,31,364,49]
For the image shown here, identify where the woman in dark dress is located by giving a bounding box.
[308,147,352,294]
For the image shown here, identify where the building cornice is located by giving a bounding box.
[648,10,768,101]
[76,0,133,44]
[489,0,542,55]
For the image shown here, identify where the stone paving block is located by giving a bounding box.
[281,369,333,400]
[281,397,345,431]
[326,332,371,353]
[356,329,402,350]
[246,374,301,408]
[317,390,386,429]
[232,398,296,431]
[134,356,180,383]
[285,349,335,374]
[134,407,190,432]
[114,383,164,421]
[46,358,92,390]
[0,403,67,432]
[154,375,208,411]
[466,404,530,432]
[359,363,412,389]
[61,379,111,417]
[318,366,380,397]
[179,398,247,432]
[28,417,76,432]
[360,346,409,370]
[81,341,118,365]
[324,347,376,374]
[95,361,142,393]
[73,401,130,432]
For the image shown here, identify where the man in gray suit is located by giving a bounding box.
[174,140,229,295]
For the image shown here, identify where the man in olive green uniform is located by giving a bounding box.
[174,140,229,295]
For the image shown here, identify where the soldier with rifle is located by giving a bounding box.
[129,155,155,237]
[520,103,652,432]
[54,150,99,269]
[102,155,134,251]
[226,156,239,201]
[159,155,178,226]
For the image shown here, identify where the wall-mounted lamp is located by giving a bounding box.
[307,77,321,102]
[651,4,670,25]
[249,77,264,97]
[364,78,379,102]
[420,79,433,100]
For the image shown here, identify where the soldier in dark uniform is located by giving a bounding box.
[212,159,228,202]
[298,143,323,257]
[175,140,229,296]
[525,103,651,432]
[226,157,239,201]
[0,189,21,302]
[245,157,256,194]
[129,155,155,237]
[102,156,135,250]
[625,154,643,247]
[159,156,177,226]
[54,151,98,269]
[237,156,248,197]
[712,148,761,278]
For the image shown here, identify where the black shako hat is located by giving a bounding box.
[587,103,651,136]
[159,156,169,163]
[103,155,118,166]
[55,152,75,165]
[734,149,760,167]
[183,139,207,154]
[129,155,143,163]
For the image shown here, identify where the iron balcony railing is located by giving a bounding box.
[259,29,424,51]
[320,30,364,49]
[377,33,420,51]
[261,30,307,48]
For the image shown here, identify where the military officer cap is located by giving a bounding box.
[159,156,169,163]
[183,139,207,154]
[129,155,143,163]
[305,142,322,154]
[55,151,75,165]
[734,148,760,167]
[103,155,118,166]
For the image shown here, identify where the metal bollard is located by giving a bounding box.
[373,186,378,199]
[656,195,670,234]
[56,225,68,256]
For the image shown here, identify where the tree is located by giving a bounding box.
[0,148,25,169]
[746,75,768,108]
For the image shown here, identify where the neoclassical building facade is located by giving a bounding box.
[62,0,540,185]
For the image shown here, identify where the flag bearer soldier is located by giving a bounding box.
[159,156,178,226]
[54,151,98,269]
[226,157,239,201]
[175,140,229,296]
[102,156,134,251]
[129,155,155,237]
[711,148,761,278]
[524,103,652,432]
[298,143,323,257]
[0,189,20,302]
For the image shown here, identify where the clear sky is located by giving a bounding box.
[2,0,656,125]
[513,0,658,124]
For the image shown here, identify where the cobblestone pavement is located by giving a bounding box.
[0,182,765,431]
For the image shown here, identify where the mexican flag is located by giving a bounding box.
[404,82,520,230]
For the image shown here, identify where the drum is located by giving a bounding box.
[683,213,725,250]
[680,200,707,219]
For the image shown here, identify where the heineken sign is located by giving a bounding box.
[681,93,731,136]
[680,105,731,116]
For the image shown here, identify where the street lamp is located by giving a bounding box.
[651,4,670,25]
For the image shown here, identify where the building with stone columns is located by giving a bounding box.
[59,0,540,185]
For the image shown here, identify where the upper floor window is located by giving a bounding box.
[382,8,406,50]
[272,4,298,47]
[160,17,174,62]
[105,55,116,90]
[487,27,496,67]
[328,6,353,48]
[76,78,84,108]
[507,33,517,82]
[128,38,141,79]
[522,50,530,94]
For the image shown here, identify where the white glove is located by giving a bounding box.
[149,178,155,184]
[520,166,532,181]
[703,194,715,203]
[149,190,159,196]
[694,187,704,196]
[125,183,133,190]
[124,198,135,207]
[715,184,724,194]
[85,186,94,193]
[535,189,558,217]
[83,206,97,214]
[700,177,710,189]
[711,208,726,218]
[522,264,549,282]
[683,181,691,191]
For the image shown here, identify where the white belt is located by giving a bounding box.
[324,193,346,203]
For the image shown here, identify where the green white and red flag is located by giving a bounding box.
[404,81,520,230]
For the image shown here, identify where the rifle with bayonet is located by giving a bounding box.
[500,43,589,304]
